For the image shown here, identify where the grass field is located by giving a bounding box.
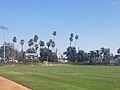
[0,65,120,90]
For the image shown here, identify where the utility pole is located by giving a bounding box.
[0,25,8,62]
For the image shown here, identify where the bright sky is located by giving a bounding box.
[0,0,120,54]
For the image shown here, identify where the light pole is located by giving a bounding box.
[0,25,8,62]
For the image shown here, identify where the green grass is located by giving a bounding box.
[0,65,120,90]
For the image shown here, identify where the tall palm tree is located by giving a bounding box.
[49,39,53,43]
[117,48,120,55]
[20,39,25,51]
[53,31,57,41]
[39,40,45,48]
[69,37,73,47]
[70,33,74,38]
[47,42,51,49]
[69,33,74,47]
[46,39,53,49]
[52,31,57,52]
[34,35,39,44]
[39,40,45,58]
[51,41,55,52]
[75,35,78,47]
[28,39,34,48]
[34,44,39,53]
[100,47,110,61]
[51,41,55,48]
[13,37,17,61]
[13,37,17,44]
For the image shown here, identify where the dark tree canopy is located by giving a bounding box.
[64,46,77,62]
[53,31,57,36]
[13,37,17,43]
[28,39,34,47]
[34,35,39,43]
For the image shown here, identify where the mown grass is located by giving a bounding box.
[0,65,120,90]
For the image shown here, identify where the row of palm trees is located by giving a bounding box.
[19,31,57,53]
[1,30,120,64]
[0,31,80,62]
[14,32,79,54]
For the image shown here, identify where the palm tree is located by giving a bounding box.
[47,42,51,49]
[13,37,17,45]
[75,35,78,47]
[39,40,45,48]
[47,39,53,49]
[49,39,53,43]
[53,31,57,41]
[39,40,45,58]
[51,41,55,48]
[51,41,55,52]
[70,33,74,38]
[100,47,110,62]
[117,48,120,55]
[69,37,73,47]
[88,50,96,63]
[20,39,25,51]
[13,37,17,53]
[13,37,17,60]
[34,44,39,53]
[69,33,74,47]
[28,39,34,48]
[64,46,77,62]
[52,31,57,52]
[34,35,39,44]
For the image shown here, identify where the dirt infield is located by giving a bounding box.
[0,76,31,90]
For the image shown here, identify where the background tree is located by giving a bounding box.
[47,39,53,49]
[77,50,88,62]
[18,51,25,62]
[69,33,74,47]
[117,48,120,55]
[13,37,17,61]
[13,37,17,48]
[26,47,36,53]
[70,33,74,38]
[47,42,50,49]
[20,39,25,51]
[53,31,57,41]
[28,39,34,48]
[75,35,78,47]
[64,46,77,62]
[0,43,13,61]
[52,31,57,52]
[100,47,111,62]
[69,37,73,47]
[51,41,55,52]
[40,47,58,62]
[34,35,39,44]
[88,50,96,63]
[34,44,39,53]
[27,39,34,53]
[95,50,100,60]
[39,40,45,48]
[51,52,58,62]
[40,47,52,62]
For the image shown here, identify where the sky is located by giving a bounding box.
[0,0,120,54]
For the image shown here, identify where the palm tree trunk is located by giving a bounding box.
[21,45,23,51]
[75,39,77,48]
[70,41,71,47]
[13,42,14,66]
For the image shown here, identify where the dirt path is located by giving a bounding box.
[0,76,31,90]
